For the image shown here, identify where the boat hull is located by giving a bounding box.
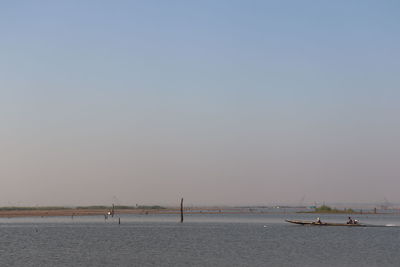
[285,219,366,227]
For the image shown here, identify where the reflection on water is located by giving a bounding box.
[1,213,400,266]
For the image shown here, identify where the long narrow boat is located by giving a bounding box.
[285,219,367,227]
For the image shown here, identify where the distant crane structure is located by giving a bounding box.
[298,195,306,208]
[380,197,391,210]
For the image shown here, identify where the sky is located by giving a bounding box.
[1,1,400,206]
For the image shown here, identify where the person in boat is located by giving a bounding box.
[347,217,353,224]
[316,217,322,224]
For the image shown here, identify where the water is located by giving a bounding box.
[1,213,400,266]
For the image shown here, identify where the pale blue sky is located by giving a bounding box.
[1,1,399,206]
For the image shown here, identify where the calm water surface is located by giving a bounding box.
[1,213,400,266]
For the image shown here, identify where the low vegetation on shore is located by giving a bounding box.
[302,205,355,214]
[0,205,169,218]
[0,206,72,211]
[0,205,166,212]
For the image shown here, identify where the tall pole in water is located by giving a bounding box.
[180,198,184,223]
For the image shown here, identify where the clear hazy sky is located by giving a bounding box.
[1,1,399,206]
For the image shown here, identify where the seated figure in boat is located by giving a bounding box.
[316,217,322,224]
[347,217,353,224]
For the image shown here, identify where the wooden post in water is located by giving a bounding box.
[180,198,184,223]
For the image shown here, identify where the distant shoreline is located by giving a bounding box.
[0,206,395,218]
[0,208,165,218]
[298,211,375,215]
[0,207,249,218]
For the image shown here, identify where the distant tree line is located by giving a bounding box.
[315,205,355,213]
